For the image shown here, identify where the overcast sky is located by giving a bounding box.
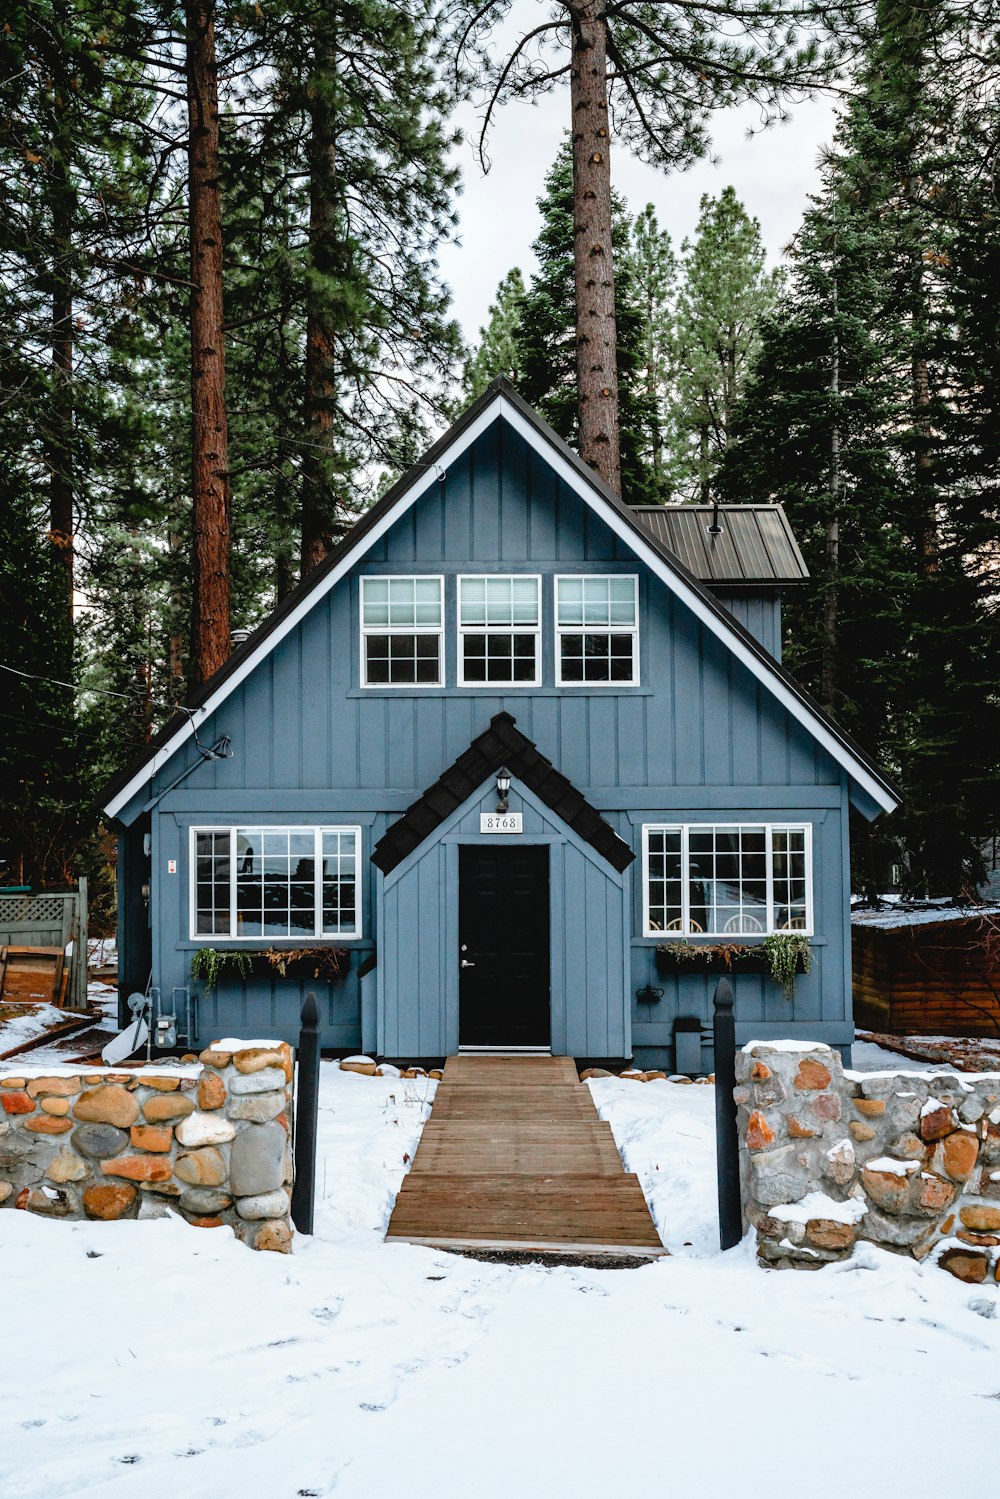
[437,59,838,344]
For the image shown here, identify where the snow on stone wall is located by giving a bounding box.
[736,1043,1000,1283]
[0,1041,295,1252]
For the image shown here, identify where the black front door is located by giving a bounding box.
[458,845,550,1047]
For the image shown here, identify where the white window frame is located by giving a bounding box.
[554,573,640,687]
[641,822,813,938]
[189,824,363,941]
[456,574,542,688]
[360,575,444,688]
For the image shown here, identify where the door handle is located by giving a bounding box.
[460,958,476,968]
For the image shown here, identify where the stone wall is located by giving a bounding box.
[0,1040,295,1252]
[736,1042,1000,1283]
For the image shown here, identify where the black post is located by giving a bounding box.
[713,976,742,1250]
[291,991,321,1235]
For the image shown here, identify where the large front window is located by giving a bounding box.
[643,824,812,936]
[555,575,638,684]
[361,576,443,686]
[191,826,361,939]
[458,575,541,685]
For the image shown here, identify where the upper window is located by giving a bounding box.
[458,575,541,686]
[643,823,812,937]
[191,825,361,939]
[555,575,639,685]
[361,576,443,686]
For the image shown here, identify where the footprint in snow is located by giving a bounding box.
[21,1420,45,1429]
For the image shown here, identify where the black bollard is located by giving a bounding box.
[713,976,743,1250]
[291,991,321,1235]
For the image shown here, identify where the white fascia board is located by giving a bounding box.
[497,400,898,815]
[102,399,505,819]
[104,391,896,819]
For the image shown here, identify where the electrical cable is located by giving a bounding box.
[0,662,140,701]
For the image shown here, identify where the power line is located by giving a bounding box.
[0,662,138,701]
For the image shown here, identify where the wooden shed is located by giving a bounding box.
[852,905,1000,1038]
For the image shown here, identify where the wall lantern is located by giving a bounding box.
[495,765,512,813]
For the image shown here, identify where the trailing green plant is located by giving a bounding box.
[189,948,254,994]
[760,934,813,999]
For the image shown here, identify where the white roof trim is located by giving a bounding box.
[103,392,897,819]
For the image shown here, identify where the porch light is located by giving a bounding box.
[496,765,511,813]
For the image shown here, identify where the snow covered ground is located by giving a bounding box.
[2,1063,999,1497]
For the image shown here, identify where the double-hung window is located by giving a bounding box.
[643,823,812,936]
[555,575,639,684]
[361,576,443,686]
[191,825,361,939]
[458,575,541,685]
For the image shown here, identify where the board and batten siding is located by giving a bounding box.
[121,417,857,1061]
[377,781,629,1060]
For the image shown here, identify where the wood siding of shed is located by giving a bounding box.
[853,920,1000,1038]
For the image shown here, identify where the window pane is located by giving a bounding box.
[460,577,487,626]
[608,578,637,625]
[361,579,389,626]
[556,577,584,625]
[462,630,536,683]
[511,578,539,624]
[646,829,683,931]
[322,831,358,934]
[365,632,440,684]
[194,831,230,936]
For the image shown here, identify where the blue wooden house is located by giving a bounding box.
[100,382,897,1070]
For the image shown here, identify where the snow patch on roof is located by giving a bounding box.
[851,903,1000,929]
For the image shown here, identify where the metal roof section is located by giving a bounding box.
[630,505,809,587]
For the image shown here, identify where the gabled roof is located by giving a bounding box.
[99,379,899,821]
[631,505,809,587]
[371,712,634,875]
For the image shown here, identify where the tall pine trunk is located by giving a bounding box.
[569,1,621,495]
[301,28,341,575]
[47,5,75,652]
[821,266,841,710]
[186,0,231,685]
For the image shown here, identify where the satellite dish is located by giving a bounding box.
[101,993,150,1066]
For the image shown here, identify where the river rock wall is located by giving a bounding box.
[0,1041,294,1252]
[736,1042,1000,1282]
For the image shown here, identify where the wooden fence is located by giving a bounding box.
[0,882,89,1011]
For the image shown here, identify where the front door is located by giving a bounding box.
[458,845,550,1048]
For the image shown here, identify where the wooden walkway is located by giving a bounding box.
[385,1055,664,1257]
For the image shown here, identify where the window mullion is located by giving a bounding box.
[229,825,237,940]
[681,825,691,937]
[765,824,774,935]
[314,828,322,939]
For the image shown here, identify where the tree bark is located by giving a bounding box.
[301,27,342,576]
[46,7,75,648]
[569,1,621,495]
[186,0,231,685]
[822,268,841,711]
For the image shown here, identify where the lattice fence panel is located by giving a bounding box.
[0,895,75,925]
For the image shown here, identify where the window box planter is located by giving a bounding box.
[190,946,351,993]
[655,935,813,998]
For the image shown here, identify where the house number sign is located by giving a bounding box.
[480,813,523,834]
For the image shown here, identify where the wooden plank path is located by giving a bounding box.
[385,1055,665,1257]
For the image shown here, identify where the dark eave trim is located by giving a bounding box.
[371,711,635,876]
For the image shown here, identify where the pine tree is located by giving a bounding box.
[723,0,1000,896]
[627,205,677,499]
[671,188,783,502]
[463,269,526,399]
[455,0,856,493]
[514,141,657,503]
